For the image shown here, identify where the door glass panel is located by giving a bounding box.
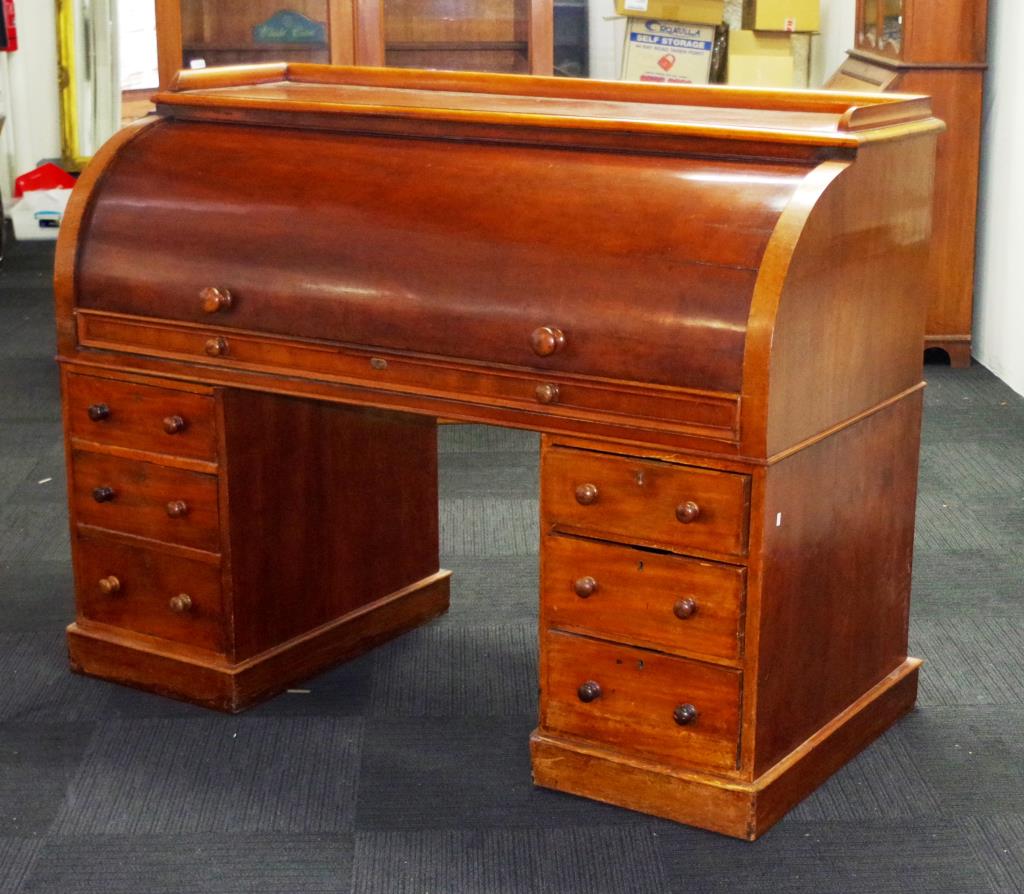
[881,0,903,55]
[179,0,330,72]
[382,0,531,73]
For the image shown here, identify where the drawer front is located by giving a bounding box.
[72,450,220,552]
[543,536,744,662]
[76,312,741,446]
[542,447,750,558]
[542,631,741,772]
[76,533,224,652]
[66,373,217,461]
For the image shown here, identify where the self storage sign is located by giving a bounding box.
[621,19,715,85]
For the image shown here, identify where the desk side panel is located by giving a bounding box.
[758,134,938,456]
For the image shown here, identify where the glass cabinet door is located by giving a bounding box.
[881,0,904,56]
[382,0,534,73]
[178,0,331,71]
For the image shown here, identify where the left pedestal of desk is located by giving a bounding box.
[60,366,450,711]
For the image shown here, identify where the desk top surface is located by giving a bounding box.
[154,63,942,150]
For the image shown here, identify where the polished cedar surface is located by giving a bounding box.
[55,65,943,839]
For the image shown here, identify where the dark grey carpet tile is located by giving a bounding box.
[439,498,538,556]
[20,834,354,894]
[655,819,997,894]
[0,421,62,458]
[0,457,38,501]
[911,551,1024,613]
[912,617,1024,706]
[0,838,43,894]
[0,359,60,422]
[788,725,940,821]
[925,365,1023,406]
[920,441,1024,495]
[355,716,649,831]
[439,450,539,498]
[0,633,110,723]
[438,424,539,455]
[897,707,1024,815]
[0,504,70,564]
[966,815,1024,894]
[52,717,364,834]
[0,723,96,835]
[913,491,1015,553]
[0,309,57,360]
[351,827,667,894]
[368,623,537,717]
[440,556,539,624]
[0,562,75,633]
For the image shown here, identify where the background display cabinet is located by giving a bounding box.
[827,0,989,367]
[155,0,554,87]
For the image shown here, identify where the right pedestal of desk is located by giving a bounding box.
[533,392,924,840]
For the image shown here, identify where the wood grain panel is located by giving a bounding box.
[541,535,745,663]
[72,450,220,552]
[75,531,225,652]
[542,444,750,559]
[541,630,742,773]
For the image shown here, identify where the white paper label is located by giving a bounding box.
[624,0,648,10]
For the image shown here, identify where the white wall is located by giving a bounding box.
[974,0,1024,396]
[0,1,62,201]
[810,0,855,87]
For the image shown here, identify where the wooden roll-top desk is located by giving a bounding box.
[54,65,943,840]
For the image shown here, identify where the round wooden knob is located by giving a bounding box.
[673,703,698,726]
[675,501,701,524]
[200,287,233,314]
[573,576,598,598]
[204,337,228,357]
[169,593,193,613]
[575,483,599,506]
[166,500,189,518]
[92,486,115,503]
[163,415,186,435]
[87,403,110,422]
[98,576,121,595]
[535,383,560,405]
[673,598,697,619]
[577,680,602,703]
[530,326,566,357]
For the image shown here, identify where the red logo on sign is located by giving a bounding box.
[658,53,676,71]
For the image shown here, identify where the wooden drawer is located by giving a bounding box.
[75,312,741,445]
[542,536,744,663]
[542,630,741,773]
[75,532,225,652]
[66,372,217,462]
[542,446,750,558]
[72,450,220,552]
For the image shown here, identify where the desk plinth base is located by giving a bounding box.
[531,657,921,840]
[67,570,451,712]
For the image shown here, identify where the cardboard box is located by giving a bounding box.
[727,30,794,87]
[741,0,820,33]
[621,18,716,85]
[614,0,724,26]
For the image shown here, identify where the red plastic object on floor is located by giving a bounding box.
[14,162,76,198]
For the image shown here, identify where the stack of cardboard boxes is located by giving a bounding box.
[616,0,819,88]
